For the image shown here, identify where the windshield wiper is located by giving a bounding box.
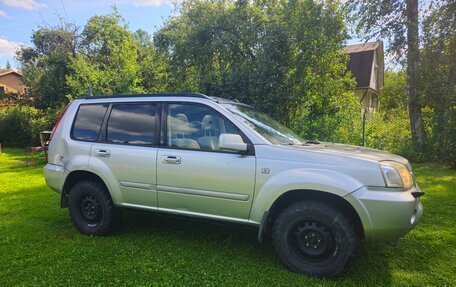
[303,140,320,145]
[283,140,319,145]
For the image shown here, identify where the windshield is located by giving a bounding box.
[223,104,305,145]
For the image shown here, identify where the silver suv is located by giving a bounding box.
[44,94,423,278]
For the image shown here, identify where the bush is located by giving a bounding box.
[364,107,456,165]
[0,106,57,147]
[0,107,33,147]
[447,106,456,168]
[295,91,363,145]
[364,109,417,160]
[422,106,456,166]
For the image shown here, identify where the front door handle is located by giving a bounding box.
[96,149,111,157]
[162,155,181,164]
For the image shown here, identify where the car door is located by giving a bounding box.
[156,102,256,221]
[90,102,160,208]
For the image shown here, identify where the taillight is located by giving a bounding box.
[49,102,72,141]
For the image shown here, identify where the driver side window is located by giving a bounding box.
[167,103,242,152]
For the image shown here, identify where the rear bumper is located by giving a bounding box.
[43,163,64,194]
[345,185,424,242]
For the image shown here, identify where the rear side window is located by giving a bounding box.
[107,103,157,145]
[72,104,108,141]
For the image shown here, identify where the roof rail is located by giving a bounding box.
[79,93,209,100]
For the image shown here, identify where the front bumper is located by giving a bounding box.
[344,185,424,242]
[43,163,64,194]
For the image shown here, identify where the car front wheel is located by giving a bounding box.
[272,200,357,278]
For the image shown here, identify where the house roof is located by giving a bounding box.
[343,42,381,54]
[0,70,23,77]
[343,41,384,90]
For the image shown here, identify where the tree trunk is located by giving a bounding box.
[406,0,426,154]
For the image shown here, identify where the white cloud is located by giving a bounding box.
[0,9,6,17]
[130,0,174,7]
[0,38,21,57]
[0,0,46,10]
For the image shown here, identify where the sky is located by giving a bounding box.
[0,0,364,69]
[0,0,177,68]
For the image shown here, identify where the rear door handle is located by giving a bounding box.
[162,155,181,164]
[96,149,111,157]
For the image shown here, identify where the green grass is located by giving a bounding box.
[0,148,455,286]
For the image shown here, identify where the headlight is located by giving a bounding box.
[379,161,413,189]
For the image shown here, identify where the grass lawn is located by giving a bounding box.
[0,147,455,286]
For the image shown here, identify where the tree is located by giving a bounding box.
[381,70,408,110]
[5,60,11,70]
[16,24,78,109]
[348,0,427,154]
[155,0,359,142]
[420,0,455,115]
[67,13,171,96]
[67,9,140,96]
[135,29,170,93]
[419,0,455,163]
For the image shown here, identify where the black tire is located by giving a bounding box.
[67,180,118,235]
[272,201,357,279]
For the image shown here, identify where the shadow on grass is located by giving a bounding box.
[1,183,396,285]
[121,209,259,244]
[0,152,47,174]
[115,209,394,285]
[5,185,451,286]
[3,153,454,285]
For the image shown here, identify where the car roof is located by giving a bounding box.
[79,93,209,100]
[78,93,249,106]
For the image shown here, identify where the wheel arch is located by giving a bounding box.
[258,189,364,243]
[61,170,109,208]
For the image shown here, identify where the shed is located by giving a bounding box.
[344,41,384,111]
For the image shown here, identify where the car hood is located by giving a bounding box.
[287,142,411,168]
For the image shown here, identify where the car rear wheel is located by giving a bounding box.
[272,200,357,278]
[68,180,118,235]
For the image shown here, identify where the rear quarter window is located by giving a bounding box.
[72,104,108,141]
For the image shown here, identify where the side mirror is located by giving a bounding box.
[218,133,247,152]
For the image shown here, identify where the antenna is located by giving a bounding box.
[87,85,94,96]
[60,0,69,22]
